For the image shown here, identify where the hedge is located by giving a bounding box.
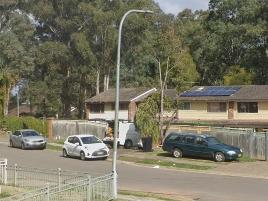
[0,116,48,136]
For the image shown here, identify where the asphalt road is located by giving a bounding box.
[1,143,268,201]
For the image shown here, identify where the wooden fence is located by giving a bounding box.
[50,120,107,141]
[168,125,268,160]
[207,128,267,160]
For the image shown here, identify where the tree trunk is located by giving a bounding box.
[78,74,86,119]
[96,70,100,95]
[3,83,10,116]
[104,72,109,91]
[104,74,107,92]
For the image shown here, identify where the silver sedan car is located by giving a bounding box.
[9,129,47,150]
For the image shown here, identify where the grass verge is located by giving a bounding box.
[119,156,214,170]
[117,190,185,201]
[46,144,62,151]
[237,155,256,162]
[0,192,11,198]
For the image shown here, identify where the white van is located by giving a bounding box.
[103,121,142,149]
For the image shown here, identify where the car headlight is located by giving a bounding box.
[227,150,236,155]
[23,139,29,142]
[240,149,243,153]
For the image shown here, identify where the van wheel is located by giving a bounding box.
[214,152,225,162]
[172,148,182,158]
[124,140,133,149]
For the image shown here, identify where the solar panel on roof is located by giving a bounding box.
[180,86,241,97]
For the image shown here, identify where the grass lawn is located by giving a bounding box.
[46,144,62,151]
[116,190,189,201]
[119,156,214,171]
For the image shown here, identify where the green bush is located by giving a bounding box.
[0,116,47,136]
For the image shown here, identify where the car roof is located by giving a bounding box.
[68,134,95,138]
[168,132,212,138]
[17,129,37,132]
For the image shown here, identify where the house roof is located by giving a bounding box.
[179,85,268,101]
[85,88,157,103]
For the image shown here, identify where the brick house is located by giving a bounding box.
[177,85,268,128]
[85,88,178,122]
[85,88,157,122]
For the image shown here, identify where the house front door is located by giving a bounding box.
[228,101,234,119]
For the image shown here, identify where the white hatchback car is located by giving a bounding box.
[63,135,109,160]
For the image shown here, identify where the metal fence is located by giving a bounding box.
[0,173,114,201]
[0,159,7,185]
[2,165,89,190]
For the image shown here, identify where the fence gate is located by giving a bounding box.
[0,158,7,185]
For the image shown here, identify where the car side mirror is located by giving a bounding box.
[75,142,80,146]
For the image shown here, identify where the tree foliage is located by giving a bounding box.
[0,0,266,120]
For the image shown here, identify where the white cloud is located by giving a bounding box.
[154,0,209,15]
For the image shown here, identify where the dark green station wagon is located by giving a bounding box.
[162,133,243,162]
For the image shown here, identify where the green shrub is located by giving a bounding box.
[0,116,48,136]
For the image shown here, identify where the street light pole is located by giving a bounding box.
[112,9,153,199]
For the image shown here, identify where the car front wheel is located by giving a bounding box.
[63,149,68,157]
[21,143,25,150]
[172,148,182,158]
[214,152,225,162]
[80,151,86,161]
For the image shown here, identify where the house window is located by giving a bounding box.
[120,103,129,110]
[111,103,129,110]
[179,102,191,110]
[207,102,226,112]
[90,103,104,113]
[237,102,258,113]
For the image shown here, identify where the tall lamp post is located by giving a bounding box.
[112,9,153,198]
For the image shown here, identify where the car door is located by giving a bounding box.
[13,131,22,147]
[72,137,83,157]
[192,137,210,157]
[65,137,75,156]
[182,135,196,156]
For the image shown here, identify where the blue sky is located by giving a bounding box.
[154,0,209,15]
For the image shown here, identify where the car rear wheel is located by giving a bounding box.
[172,148,182,158]
[214,152,225,162]
[80,151,86,161]
[63,149,68,157]
[10,140,14,147]
[124,140,133,149]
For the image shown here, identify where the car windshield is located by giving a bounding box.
[22,131,39,137]
[206,137,221,144]
[81,136,101,144]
